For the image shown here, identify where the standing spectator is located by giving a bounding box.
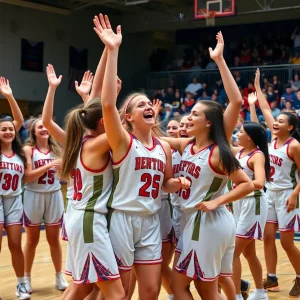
[185,77,202,96]
[291,27,300,53]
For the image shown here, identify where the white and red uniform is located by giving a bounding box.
[108,134,166,270]
[65,136,119,284]
[0,153,24,226]
[23,147,64,227]
[232,148,268,240]
[175,142,235,281]
[266,137,300,231]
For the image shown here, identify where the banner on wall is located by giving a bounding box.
[21,39,44,72]
[68,46,88,91]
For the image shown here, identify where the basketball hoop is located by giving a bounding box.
[198,9,216,27]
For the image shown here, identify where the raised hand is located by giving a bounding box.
[75,71,94,96]
[46,64,62,88]
[209,31,224,62]
[117,76,122,95]
[93,14,122,49]
[248,92,258,106]
[254,68,260,89]
[0,77,13,98]
[153,99,162,121]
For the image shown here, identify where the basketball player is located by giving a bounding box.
[229,119,270,300]
[95,13,190,300]
[254,69,300,298]
[22,117,68,293]
[0,77,30,299]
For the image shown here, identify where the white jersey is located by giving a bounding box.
[0,153,24,197]
[178,142,227,211]
[171,149,181,207]
[70,136,113,214]
[108,134,166,214]
[266,137,298,191]
[231,148,264,197]
[24,147,61,193]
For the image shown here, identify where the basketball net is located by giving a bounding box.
[199,9,216,27]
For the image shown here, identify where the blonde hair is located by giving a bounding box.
[25,118,61,158]
[61,98,103,179]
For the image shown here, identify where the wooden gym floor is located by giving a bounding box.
[0,231,299,299]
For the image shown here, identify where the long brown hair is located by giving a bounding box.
[61,98,103,179]
[0,119,27,168]
[120,92,166,137]
[25,118,61,158]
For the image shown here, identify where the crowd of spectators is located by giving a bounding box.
[153,70,300,142]
[149,27,300,72]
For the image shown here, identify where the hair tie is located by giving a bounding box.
[80,109,86,117]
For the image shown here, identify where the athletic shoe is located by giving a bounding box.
[263,275,280,292]
[15,283,31,300]
[289,277,300,298]
[55,272,68,291]
[241,280,251,300]
[236,294,244,300]
[248,290,269,300]
[24,277,32,294]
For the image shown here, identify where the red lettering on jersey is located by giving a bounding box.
[269,154,283,167]
[146,157,151,169]
[194,166,201,178]
[135,157,141,170]
[141,157,147,169]
[152,158,157,170]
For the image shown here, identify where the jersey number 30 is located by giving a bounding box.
[139,173,161,199]
[0,173,19,191]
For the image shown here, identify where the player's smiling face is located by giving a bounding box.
[273,114,293,136]
[34,120,50,140]
[186,103,210,136]
[179,116,189,138]
[0,121,15,144]
[236,126,249,147]
[125,95,155,129]
[167,120,180,137]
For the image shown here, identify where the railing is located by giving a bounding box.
[147,64,300,90]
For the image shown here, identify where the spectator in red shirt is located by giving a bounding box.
[184,92,195,111]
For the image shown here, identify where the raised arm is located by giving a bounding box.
[248,92,259,123]
[75,71,94,103]
[209,32,243,141]
[94,14,130,158]
[254,69,275,131]
[42,64,65,144]
[0,77,24,131]
[88,47,108,100]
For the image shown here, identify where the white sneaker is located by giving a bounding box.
[236,294,244,300]
[15,283,31,300]
[248,289,269,300]
[24,277,32,294]
[55,272,68,291]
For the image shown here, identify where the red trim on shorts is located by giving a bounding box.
[175,267,222,282]
[44,221,62,226]
[208,144,226,175]
[266,220,278,224]
[236,234,255,240]
[118,265,133,271]
[279,228,295,232]
[220,272,232,277]
[175,249,182,254]
[134,257,163,265]
[35,146,50,155]
[73,273,120,285]
[0,221,4,224]
[65,270,72,277]
[112,133,133,166]
[5,221,23,227]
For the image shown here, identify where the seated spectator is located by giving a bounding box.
[270,100,281,119]
[164,87,176,105]
[233,56,241,67]
[290,74,300,92]
[185,77,202,96]
[197,91,211,101]
[206,58,217,69]
[172,91,183,108]
[173,103,188,117]
[289,52,300,64]
[261,77,270,93]
[271,75,281,94]
[281,85,297,102]
[184,92,195,111]
[234,71,245,89]
[293,90,300,110]
[281,100,294,113]
[266,85,276,103]
[276,49,289,64]
[153,89,163,101]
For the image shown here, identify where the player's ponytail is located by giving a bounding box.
[61,98,103,179]
[243,122,270,181]
[201,100,240,174]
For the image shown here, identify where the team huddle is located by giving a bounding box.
[1,13,300,300]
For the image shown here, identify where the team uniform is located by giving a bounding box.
[266,137,300,231]
[23,147,64,227]
[171,149,182,244]
[65,136,119,284]
[229,148,268,240]
[108,134,166,270]
[175,142,236,281]
[0,153,24,226]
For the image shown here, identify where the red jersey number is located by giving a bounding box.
[71,168,83,201]
[139,173,161,199]
[0,173,19,191]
